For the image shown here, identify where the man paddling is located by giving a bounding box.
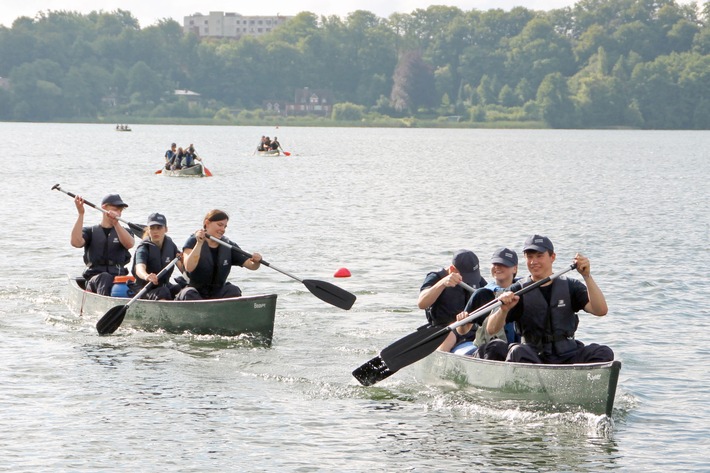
[70,193,134,296]
[486,235,613,364]
[418,249,487,327]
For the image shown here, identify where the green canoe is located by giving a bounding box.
[416,350,621,417]
[257,149,281,156]
[163,163,205,177]
[67,278,277,344]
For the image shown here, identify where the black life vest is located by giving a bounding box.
[426,269,477,327]
[518,276,579,357]
[186,237,243,297]
[131,236,179,287]
[83,225,131,277]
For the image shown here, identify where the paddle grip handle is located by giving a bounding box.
[52,184,100,210]
[53,184,145,235]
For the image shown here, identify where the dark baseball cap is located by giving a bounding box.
[452,249,481,286]
[101,193,128,208]
[491,247,518,267]
[147,212,167,227]
[523,234,554,253]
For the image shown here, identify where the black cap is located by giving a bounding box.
[523,234,554,253]
[491,247,518,267]
[147,212,167,226]
[452,250,481,286]
[101,194,128,208]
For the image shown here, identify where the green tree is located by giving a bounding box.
[332,102,366,120]
[9,58,65,120]
[498,84,517,106]
[506,17,576,92]
[575,75,630,127]
[536,72,577,128]
[127,61,164,104]
[62,64,111,117]
[630,54,686,128]
[476,74,496,105]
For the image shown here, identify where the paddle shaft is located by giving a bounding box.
[51,184,146,236]
[127,257,181,307]
[205,234,356,310]
[207,234,303,282]
[439,264,576,336]
[459,281,476,293]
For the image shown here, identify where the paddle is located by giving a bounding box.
[279,147,291,156]
[206,234,356,310]
[352,264,577,386]
[155,169,163,174]
[195,154,213,176]
[51,184,146,237]
[95,256,181,335]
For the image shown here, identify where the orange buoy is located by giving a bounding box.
[334,267,351,278]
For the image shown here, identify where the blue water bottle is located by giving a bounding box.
[111,275,135,297]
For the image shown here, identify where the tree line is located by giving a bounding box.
[1,1,710,128]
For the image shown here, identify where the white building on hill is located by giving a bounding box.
[184,12,292,39]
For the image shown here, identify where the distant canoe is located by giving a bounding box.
[257,149,281,157]
[162,163,205,177]
[67,277,277,344]
[115,126,132,132]
[415,350,621,417]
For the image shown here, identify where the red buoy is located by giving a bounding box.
[334,267,351,278]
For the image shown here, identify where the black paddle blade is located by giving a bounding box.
[96,305,128,335]
[352,356,395,386]
[126,222,146,238]
[303,279,356,310]
[352,325,450,386]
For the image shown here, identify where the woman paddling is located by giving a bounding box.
[131,212,184,300]
[176,209,262,300]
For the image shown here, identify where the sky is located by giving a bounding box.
[0,1,597,28]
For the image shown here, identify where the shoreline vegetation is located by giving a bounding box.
[4,2,710,129]
[92,116,549,129]
[6,116,643,130]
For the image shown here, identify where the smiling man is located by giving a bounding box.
[485,234,613,364]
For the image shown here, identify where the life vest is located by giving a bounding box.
[83,225,130,276]
[483,279,521,343]
[426,269,478,327]
[131,236,179,286]
[186,237,241,297]
[518,276,578,357]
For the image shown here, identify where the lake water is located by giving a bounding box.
[1,122,708,471]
